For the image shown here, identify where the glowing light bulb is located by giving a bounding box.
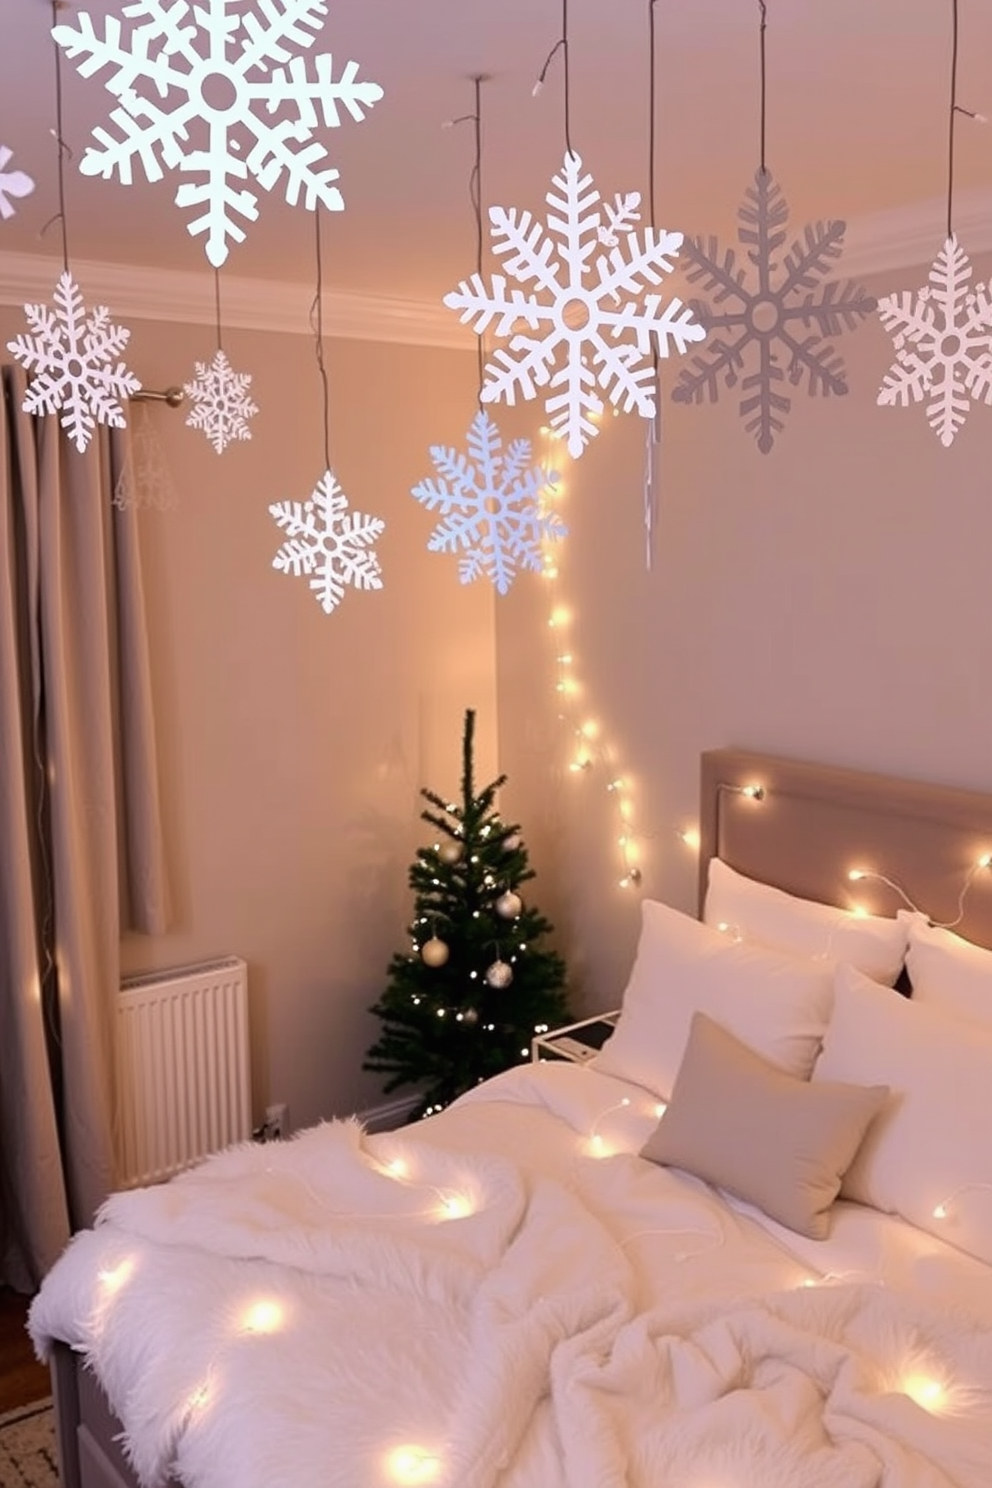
[439,1193,473,1220]
[848,869,867,882]
[387,1445,442,1484]
[978,851,992,869]
[385,1157,409,1179]
[241,1299,285,1334]
[741,783,764,799]
[933,1202,948,1219]
[902,1373,946,1413]
[678,827,701,851]
[654,1102,667,1119]
[97,1258,135,1295]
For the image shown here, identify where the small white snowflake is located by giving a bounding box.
[0,144,35,220]
[184,349,258,453]
[443,152,704,458]
[412,411,566,595]
[877,236,992,447]
[269,469,385,614]
[6,271,141,453]
[54,0,383,267]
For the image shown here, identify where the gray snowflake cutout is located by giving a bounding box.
[877,236,992,447]
[412,411,566,595]
[269,469,385,615]
[671,169,877,453]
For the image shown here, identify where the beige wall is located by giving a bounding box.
[496,253,992,1016]
[1,304,497,1129]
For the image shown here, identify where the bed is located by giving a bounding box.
[31,747,992,1488]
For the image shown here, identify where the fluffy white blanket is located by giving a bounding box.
[30,1082,992,1488]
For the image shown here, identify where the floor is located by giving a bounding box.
[0,1289,51,1413]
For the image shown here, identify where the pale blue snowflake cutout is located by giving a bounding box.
[877,237,992,447]
[269,469,385,615]
[671,170,877,453]
[53,0,383,267]
[412,411,566,595]
[444,152,704,459]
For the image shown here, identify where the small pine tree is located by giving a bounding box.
[365,709,571,1117]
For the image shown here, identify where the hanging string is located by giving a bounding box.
[947,0,959,241]
[534,0,574,160]
[310,201,332,473]
[213,269,224,354]
[51,0,70,271]
[757,0,768,176]
[444,76,488,406]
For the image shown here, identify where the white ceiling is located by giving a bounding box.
[1,0,991,308]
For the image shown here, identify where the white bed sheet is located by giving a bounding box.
[30,1060,992,1488]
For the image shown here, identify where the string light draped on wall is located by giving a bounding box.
[671,0,877,453]
[412,77,567,594]
[443,0,703,460]
[876,0,992,446]
[267,203,386,615]
[6,1,140,453]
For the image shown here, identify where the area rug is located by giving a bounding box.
[0,1400,57,1488]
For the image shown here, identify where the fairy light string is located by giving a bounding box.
[644,0,662,570]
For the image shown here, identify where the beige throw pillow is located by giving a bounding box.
[641,1012,888,1240]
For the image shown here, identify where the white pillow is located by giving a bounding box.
[704,857,908,985]
[814,962,992,1267]
[593,899,834,1101]
[900,909,992,1027]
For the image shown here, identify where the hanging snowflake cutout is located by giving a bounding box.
[443,152,704,459]
[53,0,383,268]
[269,469,384,615]
[184,349,258,453]
[877,237,992,447]
[0,144,35,220]
[6,271,141,453]
[412,411,566,595]
[671,170,877,453]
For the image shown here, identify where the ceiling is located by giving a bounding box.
[1,0,991,308]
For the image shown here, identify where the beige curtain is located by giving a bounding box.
[0,366,169,1289]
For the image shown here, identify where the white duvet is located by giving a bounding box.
[30,1063,992,1488]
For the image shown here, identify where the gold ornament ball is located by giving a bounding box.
[495,890,523,919]
[438,841,463,865]
[421,937,450,968]
[485,959,513,989]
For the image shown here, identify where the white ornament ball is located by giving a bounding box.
[438,841,463,865]
[462,1007,479,1025]
[495,890,523,919]
[421,937,450,968]
[502,834,521,852]
[485,959,513,990]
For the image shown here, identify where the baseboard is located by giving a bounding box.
[357,1094,422,1133]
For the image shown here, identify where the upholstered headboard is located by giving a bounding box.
[699,749,992,952]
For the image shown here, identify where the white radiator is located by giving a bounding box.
[117,956,251,1188]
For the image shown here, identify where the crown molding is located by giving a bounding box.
[0,249,471,350]
[1,187,989,346]
[839,186,992,281]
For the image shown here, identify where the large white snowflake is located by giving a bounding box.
[53,0,383,268]
[443,152,704,459]
[184,348,258,452]
[0,144,35,220]
[412,411,566,595]
[671,170,877,453]
[269,469,384,615]
[877,236,992,447]
[6,271,141,453]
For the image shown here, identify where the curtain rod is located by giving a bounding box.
[130,386,185,407]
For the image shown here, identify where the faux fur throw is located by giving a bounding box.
[30,1108,992,1488]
